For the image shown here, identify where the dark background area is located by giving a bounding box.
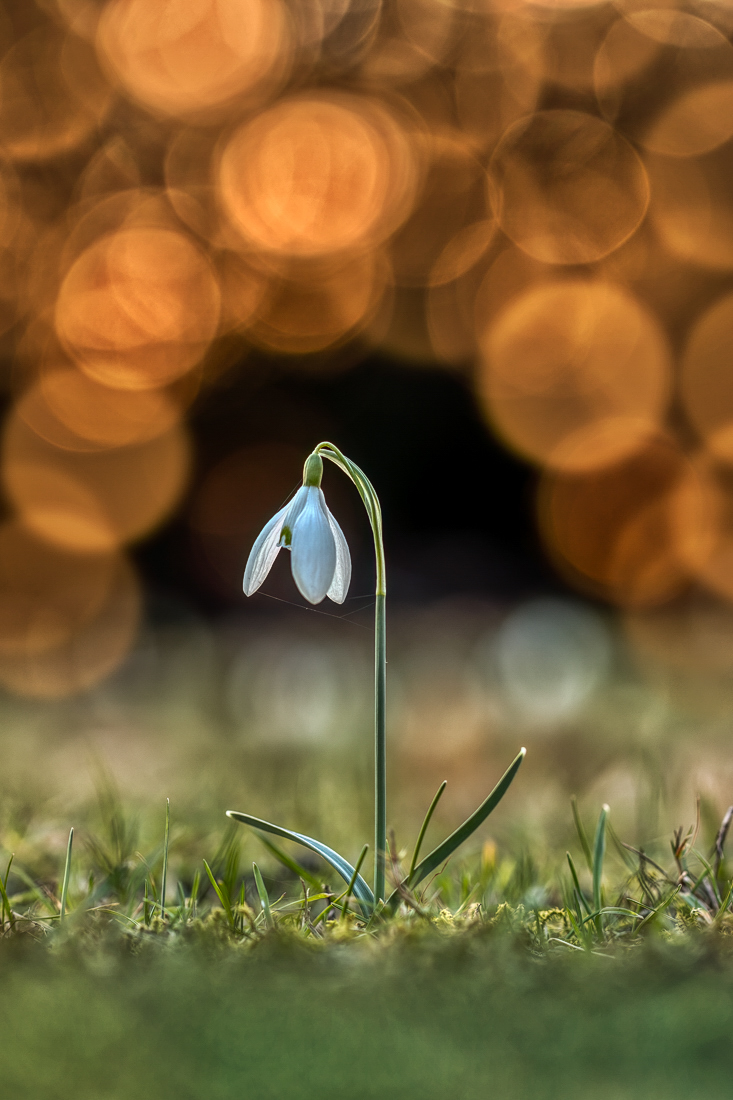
[136,352,561,619]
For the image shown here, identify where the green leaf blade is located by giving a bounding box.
[226,811,374,917]
[252,863,274,930]
[386,747,525,909]
[592,804,609,919]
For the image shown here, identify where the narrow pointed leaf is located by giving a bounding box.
[341,844,369,923]
[160,798,170,922]
[386,748,525,910]
[571,795,593,874]
[593,804,608,917]
[257,835,322,890]
[226,811,374,917]
[566,851,592,917]
[202,859,235,930]
[60,828,74,923]
[0,855,15,931]
[252,863,274,929]
[409,780,447,878]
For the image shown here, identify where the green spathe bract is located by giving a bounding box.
[234,442,525,911]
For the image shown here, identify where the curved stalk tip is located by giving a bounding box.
[313,442,387,902]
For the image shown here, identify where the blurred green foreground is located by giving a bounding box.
[1,935,733,1100]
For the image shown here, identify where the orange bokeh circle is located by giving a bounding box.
[0,26,113,161]
[488,110,649,265]
[596,12,733,158]
[245,251,390,355]
[0,521,119,658]
[55,226,221,390]
[96,0,290,118]
[647,145,733,271]
[218,93,419,261]
[477,279,671,472]
[2,408,191,553]
[18,365,182,452]
[0,550,141,699]
[538,436,700,607]
[672,452,733,605]
[681,292,733,463]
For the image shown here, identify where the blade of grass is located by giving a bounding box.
[202,859,236,930]
[226,811,374,917]
[257,835,322,890]
[580,906,641,926]
[409,781,447,878]
[571,795,593,873]
[607,821,637,872]
[689,848,722,906]
[341,845,369,923]
[0,854,15,931]
[592,804,609,934]
[566,852,592,916]
[60,828,74,923]
[8,861,58,915]
[160,799,170,921]
[386,748,525,911]
[714,877,733,924]
[252,863,274,930]
[565,906,590,951]
[633,885,682,932]
[190,869,200,920]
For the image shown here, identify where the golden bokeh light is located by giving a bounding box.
[488,110,649,265]
[0,550,141,699]
[245,251,390,355]
[391,135,487,288]
[499,4,613,94]
[0,25,113,161]
[596,12,733,157]
[3,408,191,553]
[394,0,457,69]
[672,453,733,604]
[216,252,271,335]
[96,0,291,118]
[0,521,119,658]
[55,226,221,390]
[0,0,732,701]
[428,219,497,288]
[538,437,698,607]
[681,293,733,463]
[19,366,182,451]
[218,93,419,261]
[478,280,671,472]
[454,23,543,153]
[647,145,733,271]
[645,81,733,159]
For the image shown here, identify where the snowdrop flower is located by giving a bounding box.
[243,452,351,604]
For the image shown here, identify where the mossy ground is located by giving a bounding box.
[2,789,733,1099]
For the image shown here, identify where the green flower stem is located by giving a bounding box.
[315,442,387,903]
[375,592,386,903]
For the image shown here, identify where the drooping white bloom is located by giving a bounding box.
[243,482,351,605]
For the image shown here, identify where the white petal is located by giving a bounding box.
[242,503,289,595]
[326,509,351,604]
[280,485,309,535]
[290,487,336,604]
